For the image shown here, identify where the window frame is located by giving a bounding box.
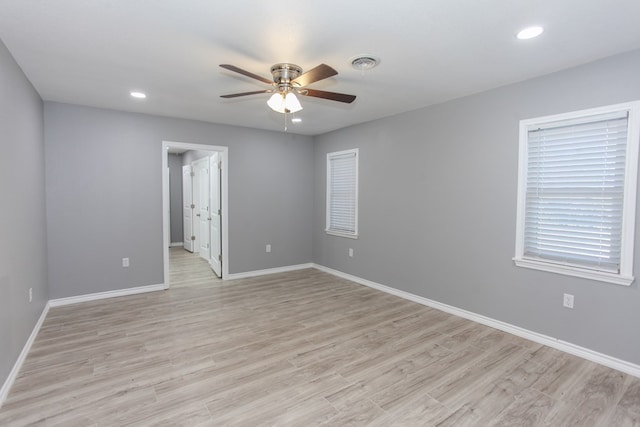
[326,148,359,239]
[514,101,640,286]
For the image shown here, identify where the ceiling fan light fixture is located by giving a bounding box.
[285,92,302,113]
[267,92,303,114]
[267,93,284,112]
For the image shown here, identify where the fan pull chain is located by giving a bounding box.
[284,112,288,132]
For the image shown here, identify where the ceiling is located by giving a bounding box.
[1,1,640,136]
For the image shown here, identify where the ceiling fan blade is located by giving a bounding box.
[219,64,273,85]
[292,64,338,87]
[220,90,270,99]
[302,88,356,104]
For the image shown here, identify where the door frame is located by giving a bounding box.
[162,140,229,286]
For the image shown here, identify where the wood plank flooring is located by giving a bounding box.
[1,248,639,426]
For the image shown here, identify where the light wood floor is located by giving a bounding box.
[1,248,639,426]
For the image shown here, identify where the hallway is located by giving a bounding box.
[169,246,220,289]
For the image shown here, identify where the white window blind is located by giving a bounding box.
[326,149,358,237]
[524,112,628,273]
[515,101,640,286]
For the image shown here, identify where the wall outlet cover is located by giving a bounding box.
[563,293,574,309]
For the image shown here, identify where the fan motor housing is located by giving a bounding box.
[271,63,302,84]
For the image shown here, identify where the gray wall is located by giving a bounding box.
[313,49,640,365]
[168,153,183,244]
[45,103,314,298]
[0,40,48,388]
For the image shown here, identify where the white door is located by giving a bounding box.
[182,165,194,252]
[197,160,210,262]
[191,157,207,254]
[209,153,222,277]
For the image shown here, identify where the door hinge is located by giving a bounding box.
[218,161,222,170]
[191,235,196,241]
[217,209,221,215]
[190,204,195,209]
[218,254,222,262]
[190,171,195,177]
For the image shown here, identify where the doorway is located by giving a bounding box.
[162,140,229,287]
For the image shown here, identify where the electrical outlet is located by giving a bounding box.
[348,248,354,258]
[266,244,271,253]
[122,257,130,267]
[563,293,574,309]
[29,288,33,303]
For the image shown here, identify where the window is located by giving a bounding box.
[514,102,640,286]
[326,149,359,238]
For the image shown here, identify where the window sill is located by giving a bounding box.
[326,230,358,239]
[513,257,634,286]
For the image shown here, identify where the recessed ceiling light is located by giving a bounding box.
[291,117,302,123]
[516,26,544,40]
[130,91,147,99]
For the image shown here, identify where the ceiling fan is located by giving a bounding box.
[219,63,356,114]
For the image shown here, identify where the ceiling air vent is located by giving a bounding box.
[350,55,380,71]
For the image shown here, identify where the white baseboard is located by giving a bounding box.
[169,242,184,248]
[0,302,49,408]
[312,263,640,379]
[226,263,314,280]
[49,283,166,307]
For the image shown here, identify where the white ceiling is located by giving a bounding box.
[1,1,640,136]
